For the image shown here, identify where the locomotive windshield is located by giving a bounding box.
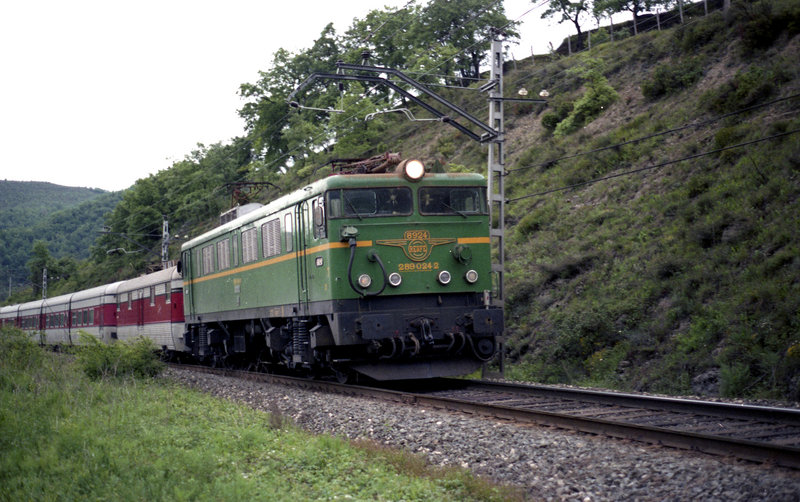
[419,187,487,216]
[327,187,413,218]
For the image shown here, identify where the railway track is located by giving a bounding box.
[171,364,800,469]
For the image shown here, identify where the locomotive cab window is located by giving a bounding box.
[312,196,326,239]
[419,187,487,216]
[284,214,293,252]
[327,187,412,218]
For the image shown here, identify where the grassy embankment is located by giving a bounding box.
[495,4,800,399]
[0,327,520,501]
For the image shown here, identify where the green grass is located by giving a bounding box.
[0,328,520,502]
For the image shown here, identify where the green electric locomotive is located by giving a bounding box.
[180,156,503,380]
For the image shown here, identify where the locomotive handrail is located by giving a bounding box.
[346,238,388,297]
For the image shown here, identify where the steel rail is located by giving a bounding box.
[452,379,800,426]
[169,365,800,469]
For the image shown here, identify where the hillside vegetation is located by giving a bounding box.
[6,0,799,400]
[497,4,800,399]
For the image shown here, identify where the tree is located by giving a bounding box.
[421,0,519,86]
[27,240,51,297]
[542,0,589,52]
[238,2,519,176]
[595,0,648,35]
[239,24,346,170]
[343,4,427,71]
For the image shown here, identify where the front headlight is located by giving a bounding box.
[465,269,479,284]
[400,159,425,181]
[437,270,451,285]
[358,274,372,289]
[388,272,402,287]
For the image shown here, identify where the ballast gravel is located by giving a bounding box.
[166,368,800,501]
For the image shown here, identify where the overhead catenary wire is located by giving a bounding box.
[506,128,800,203]
[505,92,800,175]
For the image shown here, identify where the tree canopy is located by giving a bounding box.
[238,0,518,175]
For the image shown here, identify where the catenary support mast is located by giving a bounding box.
[486,36,506,375]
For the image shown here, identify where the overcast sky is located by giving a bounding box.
[0,0,574,192]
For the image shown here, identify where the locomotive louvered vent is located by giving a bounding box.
[220,203,264,225]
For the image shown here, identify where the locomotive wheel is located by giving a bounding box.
[334,368,352,384]
[475,337,496,359]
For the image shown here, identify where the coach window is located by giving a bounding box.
[217,239,230,270]
[202,245,215,275]
[150,286,156,306]
[284,214,293,252]
[195,249,203,276]
[242,228,258,263]
[89,309,94,325]
[232,237,239,267]
[261,219,281,257]
[312,197,326,239]
[128,292,132,310]
[165,282,171,304]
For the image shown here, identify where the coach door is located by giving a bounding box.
[181,251,195,319]
[137,289,145,330]
[293,200,311,316]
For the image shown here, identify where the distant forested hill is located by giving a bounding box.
[0,181,122,296]
[0,181,106,226]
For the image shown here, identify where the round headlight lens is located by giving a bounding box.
[388,272,402,287]
[465,269,479,284]
[437,270,451,285]
[358,274,372,289]
[403,159,425,181]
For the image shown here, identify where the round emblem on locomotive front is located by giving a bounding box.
[407,240,429,261]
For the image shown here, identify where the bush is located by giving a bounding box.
[720,362,752,397]
[0,327,44,374]
[76,333,164,380]
[641,57,705,101]
[700,64,789,114]
[736,0,800,52]
[673,12,726,53]
[553,58,618,137]
[540,100,574,132]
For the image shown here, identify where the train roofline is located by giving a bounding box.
[116,266,180,294]
[181,171,487,251]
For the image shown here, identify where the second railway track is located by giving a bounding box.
[172,364,800,469]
